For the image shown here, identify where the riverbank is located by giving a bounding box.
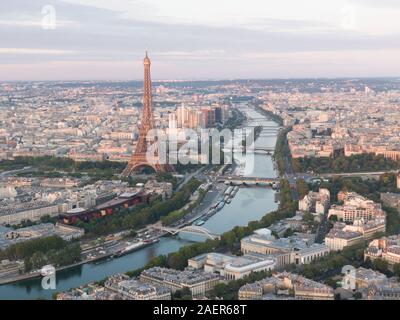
[254,102,284,126]
[0,259,90,286]
[0,246,122,286]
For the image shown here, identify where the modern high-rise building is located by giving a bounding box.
[168,112,177,129]
[214,107,222,124]
[173,103,226,129]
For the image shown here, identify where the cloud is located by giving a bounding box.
[0,19,77,28]
[58,0,400,35]
[2,48,400,81]
[346,0,400,9]
[0,0,400,79]
[155,50,226,59]
[0,48,78,55]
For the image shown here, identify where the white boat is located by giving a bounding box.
[224,186,234,196]
[195,220,205,226]
[114,241,151,257]
[216,202,225,211]
[231,186,240,197]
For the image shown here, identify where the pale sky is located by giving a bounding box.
[1,0,400,80]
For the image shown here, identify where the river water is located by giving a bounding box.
[0,107,279,300]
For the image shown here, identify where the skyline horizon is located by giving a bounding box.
[2,50,400,82]
[2,64,400,84]
[2,76,400,83]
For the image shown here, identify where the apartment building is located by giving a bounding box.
[238,272,334,300]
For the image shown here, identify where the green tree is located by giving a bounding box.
[393,263,400,278]
[296,178,309,199]
[353,292,362,300]
[372,258,389,274]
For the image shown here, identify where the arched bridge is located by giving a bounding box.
[152,225,220,240]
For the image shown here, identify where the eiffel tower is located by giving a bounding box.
[122,52,174,177]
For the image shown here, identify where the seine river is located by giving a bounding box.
[0,107,279,300]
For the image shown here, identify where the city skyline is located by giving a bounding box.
[1,69,400,301]
[2,0,400,307]
[1,0,400,81]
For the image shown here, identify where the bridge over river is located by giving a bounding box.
[217,175,280,186]
[225,146,275,155]
[151,225,220,240]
